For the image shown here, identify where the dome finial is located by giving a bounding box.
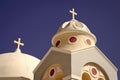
[69,8,77,20]
[14,38,24,52]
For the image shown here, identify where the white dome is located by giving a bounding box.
[0,51,40,80]
[52,19,97,47]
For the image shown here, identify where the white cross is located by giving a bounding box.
[14,38,24,50]
[69,8,77,20]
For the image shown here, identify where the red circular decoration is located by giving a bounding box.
[86,39,91,45]
[69,37,77,43]
[92,68,97,75]
[50,69,55,76]
[55,40,60,47]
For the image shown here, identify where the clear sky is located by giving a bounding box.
[0,0,119,79]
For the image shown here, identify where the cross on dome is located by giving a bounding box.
[69,8,77,20]
[14,38,24,52]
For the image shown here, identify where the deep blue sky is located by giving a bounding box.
[0,0,119,79]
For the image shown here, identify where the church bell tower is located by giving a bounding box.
[34,8,118,80]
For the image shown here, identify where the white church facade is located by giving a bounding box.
[0,9,118,80]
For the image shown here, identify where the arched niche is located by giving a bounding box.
[82,72,91,80]
[41,64,63,80]
[81,62,109,80]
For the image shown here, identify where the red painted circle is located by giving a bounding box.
[55,40,60,47]
[69,37,77,43]
[92,68,97,75]
[86,39,91,45]
[50,69,55,76]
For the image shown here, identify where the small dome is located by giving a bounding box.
[52,20,96,46]
[52,8,97,51]
[0,51,40,80]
